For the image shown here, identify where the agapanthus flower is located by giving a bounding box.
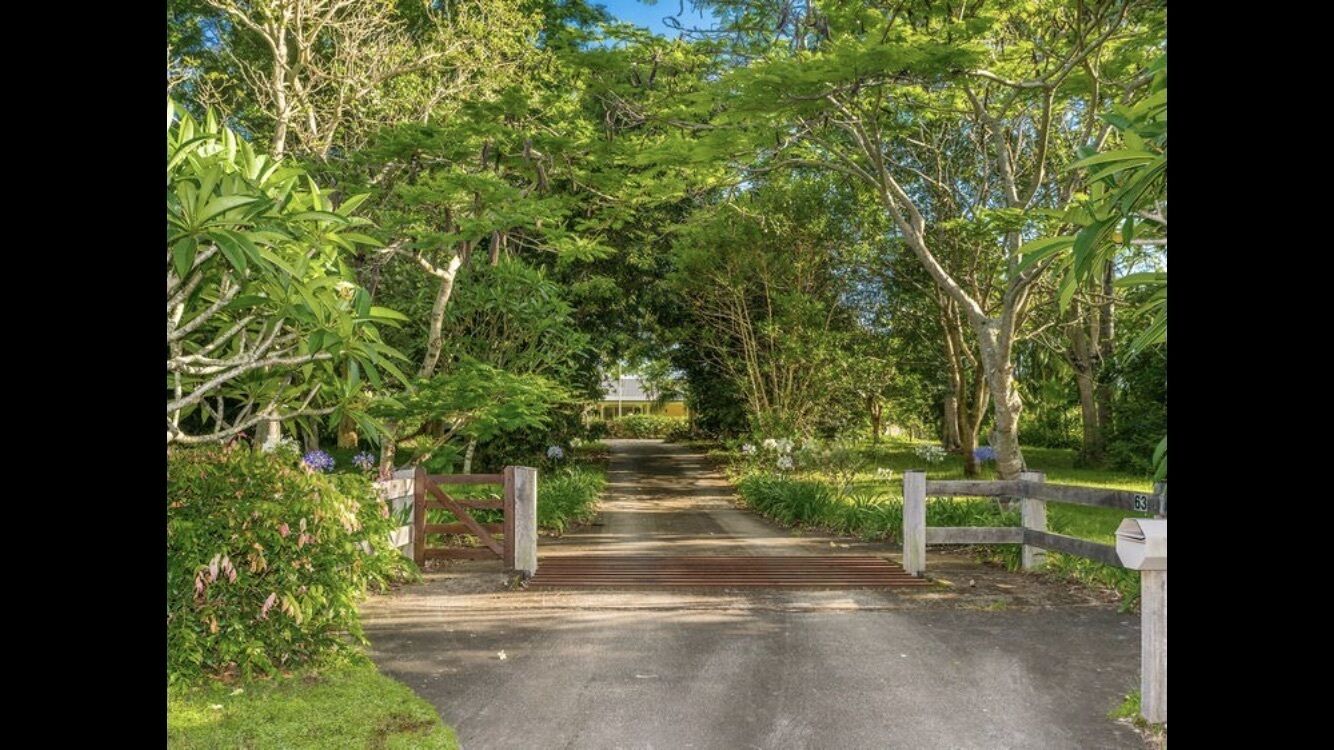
[973,446,997,463]
[762,438,778,450]
[302,450,336,473]
[352,451,377,471]
[741,443,757,455]
[547,445,565,460]
[777,454,795,471]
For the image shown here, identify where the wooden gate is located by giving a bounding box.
[412,465,538,574]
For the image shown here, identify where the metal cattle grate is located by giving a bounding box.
[526,555,930,589]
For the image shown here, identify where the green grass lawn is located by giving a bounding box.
[168,656,458,749]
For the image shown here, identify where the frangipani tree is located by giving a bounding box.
[166,100,408,445]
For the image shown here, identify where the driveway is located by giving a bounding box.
[361,439,1143,748]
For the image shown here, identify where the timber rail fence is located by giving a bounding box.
[902,470,1167,724]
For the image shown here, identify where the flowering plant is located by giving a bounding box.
[776,454,794,471]
[302,450,335,473]
[352,451,377,471]
[741,443,757,455]
[913,444,947,464]
[546,445,565,461]
[973,445,997,463]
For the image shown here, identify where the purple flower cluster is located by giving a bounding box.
[302,450,336,473]
[352,451,378,471]
[973,446,997,463]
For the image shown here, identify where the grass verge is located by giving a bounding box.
[168,654,458,749]
[726,439,1155,607]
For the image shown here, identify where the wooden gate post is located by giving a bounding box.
[412,465,427,568]
[1019,470,1047,571]
[1141,568,1167,723]
[507,466,538,578]
[503,466,516,569]
[903,470,926,576]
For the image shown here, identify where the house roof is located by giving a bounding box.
[601,375,657,402]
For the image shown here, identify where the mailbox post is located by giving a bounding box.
[1116,519,1167,725]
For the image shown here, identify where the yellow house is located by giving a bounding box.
[595,374,688,419]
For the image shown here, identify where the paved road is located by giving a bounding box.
[363,439,1144,749]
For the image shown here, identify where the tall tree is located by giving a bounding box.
[669,0,1163,477]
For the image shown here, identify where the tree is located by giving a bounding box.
[1022,53,1166,477]
[173,0,538,159]
[672,0,1163,477]
[666,175,865,436]
[166,101,407,445]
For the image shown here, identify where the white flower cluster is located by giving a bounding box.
[741,443,757,455]
[875,467,894,479]
[913,444,947,464]
[776,454,794,471]
[761,438,794,453]
[547,445,565,460]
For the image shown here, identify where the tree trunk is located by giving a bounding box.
[337,415,358,449]
[377,440,398,479]
[255,417,282,451]
[869,396,883,444]
[960,420,979,477]
[418,254,465,380]
[302,428,319,452]
[1095,260,1116,450]
[977,323,1025,480]
[462,437,477,474]
[942,394,961,451]
[378,249,467,479]
[1075,368,1103,463]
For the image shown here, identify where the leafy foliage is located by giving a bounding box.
[167,444,409,679]
[370,358,571,456]
[166,100,407,445]
[537,464,607,534]
[594,414,688,439]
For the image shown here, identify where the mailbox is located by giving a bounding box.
[1115,518,1167,570]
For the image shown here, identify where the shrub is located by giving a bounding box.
[795,439,867,495]
[583,418,609,439]
[736,471,1020,543]
[537,464,607,534]
[603,414,687,438]
[167,444,409,680]
[663,419,694,442]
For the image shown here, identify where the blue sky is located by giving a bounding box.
[597,0,716,37]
